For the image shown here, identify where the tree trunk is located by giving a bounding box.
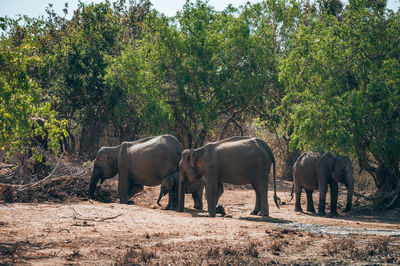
[282,148,301,180]
[375,163,400,196]
[356,142,400,209]
[280,136,301,180]
[79,120,104,160]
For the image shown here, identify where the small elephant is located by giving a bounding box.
[292,152,354,217]
[178,136,280,217]
[88,135,183,207]
[157,171,204,210]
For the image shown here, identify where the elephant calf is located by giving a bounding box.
[157,171,204,210]
[293,152,354,217]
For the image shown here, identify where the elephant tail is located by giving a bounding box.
[289,182,294,203]
[271,154,281,209]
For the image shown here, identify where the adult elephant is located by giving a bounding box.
[157,171,204,210]
[88,135,183,206]
[292,152,354,217]
[178,136,280,217]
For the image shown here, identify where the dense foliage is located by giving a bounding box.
[1,0,399,205]
[280,1,400,200]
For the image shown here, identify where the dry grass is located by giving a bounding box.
[116,245,157,265]
[322,236,398,263]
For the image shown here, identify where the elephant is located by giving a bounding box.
[157,171,205,210]
[88,134,183,206]
[88,144,121,199]
[292,151,354,217]
[178,136,280,217]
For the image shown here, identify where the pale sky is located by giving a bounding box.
[1,0,399,19]
[0,0,259,19]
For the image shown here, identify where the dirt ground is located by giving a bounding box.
[1,176,400,265]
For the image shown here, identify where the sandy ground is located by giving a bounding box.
[1,179,400,265]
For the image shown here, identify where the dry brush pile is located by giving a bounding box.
[0,155,118,203]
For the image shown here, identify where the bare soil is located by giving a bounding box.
[1,167,400,265]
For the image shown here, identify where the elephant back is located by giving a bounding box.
[118,135,183,186]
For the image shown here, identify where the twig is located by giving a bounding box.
[95,214,124,222]
[58,229,70,233]
[73,213,124,222]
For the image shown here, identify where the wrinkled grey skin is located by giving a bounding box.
[178,136,280,217]
[89,135,183,206]
[292,152,354,217]
[88,145,121,199]
[157,171,204,210]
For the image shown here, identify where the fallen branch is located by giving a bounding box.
[17,152,64,192]
[0,164,14,169]
[70,206,123,222]
[0,183,22,188]
[74,213,123,222]
[354,191,375,201]
[384,181,400,210]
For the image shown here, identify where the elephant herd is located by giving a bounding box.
[88,134,354,218]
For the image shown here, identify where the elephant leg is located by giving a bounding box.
[317,183,328,216]
[251,184,260,215]
[294,184,303,212]
[328,182,338,217]
[118,171,130,204]
[166,181,179,210]
[128,184,144,198]
[215,183,226,215]
[166,190,178,210]
[258,178,269,217]
[305,189,315,213]
[192,191,203,210]
[126,183,143,205]
[216,182,224,203]
[205,176,219,217]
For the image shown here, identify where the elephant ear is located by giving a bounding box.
[321,152,336,175]
[333,156,352,183]
[189,149,196,168]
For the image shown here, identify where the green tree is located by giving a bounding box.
[0,50,66,162]
[1,1,152,159]
[105,37,174,140]
[120,0,293,148]
[280,1,400,207]
[239,0,302,178]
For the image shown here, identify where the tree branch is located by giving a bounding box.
[217,109,244,141]
[354,142,378,186]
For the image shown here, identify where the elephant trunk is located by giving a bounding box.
[178,171,185,212]
[344,176,354,212]
[157,188,167,206]
[88,169,100,199]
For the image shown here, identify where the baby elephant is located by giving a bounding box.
[157,172,205,210]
